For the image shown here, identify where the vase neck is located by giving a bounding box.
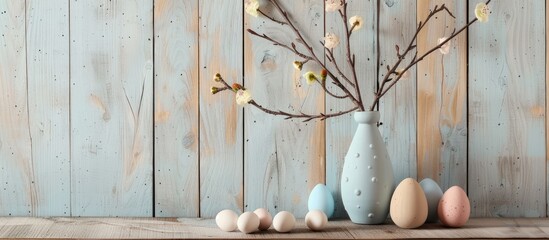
[354,111,380,124]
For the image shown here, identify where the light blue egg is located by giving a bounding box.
[308,184,335,218]
[419,178,443,223]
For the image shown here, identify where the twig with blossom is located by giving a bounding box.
[369,0,491,111]
[212,0,492,122]
[211,74,357,121]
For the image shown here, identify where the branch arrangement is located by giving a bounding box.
[211,0,491,121]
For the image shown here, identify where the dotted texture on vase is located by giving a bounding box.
[341,112,394,224]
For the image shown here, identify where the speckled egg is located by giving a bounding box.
[390,178,428,229]
[438,186,470,227]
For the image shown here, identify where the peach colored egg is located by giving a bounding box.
[390,178,428,229]
[237,212,260,234]
[253,208,272,231]
[438,186,470,227]
[215,209,238,232]
[272,211,295,233]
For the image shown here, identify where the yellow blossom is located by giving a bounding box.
[293,61,303,71]
[475,2,490,23]
[245,0,259,17]
[304,71,318,85]
[349,16,363,31]
[438,37,450,55]
[324,33,340,49]
[235,90,252,105]
[211,86,220,94]
[214,73,222,82]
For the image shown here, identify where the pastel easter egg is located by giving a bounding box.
[253,208,272,231]
[237,212,260,234]
[390,178,428,229]
[420,178,443,223]
[308,184,335,218]
[438,186,470,227]
[215,209,238,232]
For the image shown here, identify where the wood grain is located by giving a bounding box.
[244,0,325,217]
[70,0,154,216]
[416,0,468,191]
[26,0,71,216]
[468,0,546,217]
[378,0,417,184]
[0,218,548,239]
[0,0,33,216]
[199,0,244,217]
[325,0,376,218]
[547,0,549,218]
[154,0,199,217]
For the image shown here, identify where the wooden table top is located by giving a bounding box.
[0,217,547,239]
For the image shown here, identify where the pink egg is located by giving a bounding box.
[438,186,470,227]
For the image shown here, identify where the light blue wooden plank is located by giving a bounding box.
[0,0,33,216]
[154,0,199,217]
[199,0,244,217]
[244,0,325,218]
[416,0,468,191]
[26,0,71,216]
[378,0,417,185]
[70,0,154,216]
[326,0,377,218]
[468,0,546,217]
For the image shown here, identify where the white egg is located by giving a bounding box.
[305,210,328,231]
[272,211,295,233]
[215,209,238,232]
[253,208,272,231]
[237,212,260,234]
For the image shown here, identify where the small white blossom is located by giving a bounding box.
[235,90,252,105]
[245,0,259,17]
[325,0,344,12]
[475,2,490,23]
[397,68,410,79]
[438,37,450,55]
[349,16,363,31]
[324,33,340,49]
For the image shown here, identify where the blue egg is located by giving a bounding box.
[419,178,444,223]
[308,184,335,218]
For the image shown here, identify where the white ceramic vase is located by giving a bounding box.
[341,111,394,224]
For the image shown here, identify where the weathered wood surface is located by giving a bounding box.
[26,0,71,216]
[0,0,33,216]
[416,0,468,191]
[70,0,154,216]
[468,0,546,217]
[154,0,199,217]
[325,0,376,218]
[199,0,244,217]
[378,0,417,185]
[0,218,548,239]
[244,0,325,217]
[547,0,549,218]
[0,0,547,218]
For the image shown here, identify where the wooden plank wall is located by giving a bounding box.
[0,0,546,218]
